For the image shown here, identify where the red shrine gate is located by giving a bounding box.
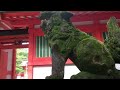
[0,11,120,79]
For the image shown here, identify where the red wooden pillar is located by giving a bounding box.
[28,65,33,79]
[12,49,16,79]
[28,28,34,79]
[0,49,8,79]
[92,16,103,42]
[92,31,103,42]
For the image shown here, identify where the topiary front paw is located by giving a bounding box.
[45,75,63,79]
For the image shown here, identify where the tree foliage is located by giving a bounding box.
[16,48,28,74]
[105,17,120,63]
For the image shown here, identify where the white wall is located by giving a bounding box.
[33,65,80,79]
[33,64,120,79]
[64,65,80,79]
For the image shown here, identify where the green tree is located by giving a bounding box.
[16,48,28,74]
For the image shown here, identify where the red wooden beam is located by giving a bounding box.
[0,40,29,44]
[0,36,28,40]
[2,12,40,18]
[0,34,29,40]
[13,25,29,28]
[0,44,29,49]
[71,12,120,25]
[0,38,28,43]
[0,20,14,29]
[28,57,73,66]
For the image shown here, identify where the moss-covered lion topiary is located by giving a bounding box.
[39,11,120,79]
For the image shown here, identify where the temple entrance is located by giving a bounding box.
[16,48,28,79]
[0,27,29,79]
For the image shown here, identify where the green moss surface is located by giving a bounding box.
[40,12,120,79]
